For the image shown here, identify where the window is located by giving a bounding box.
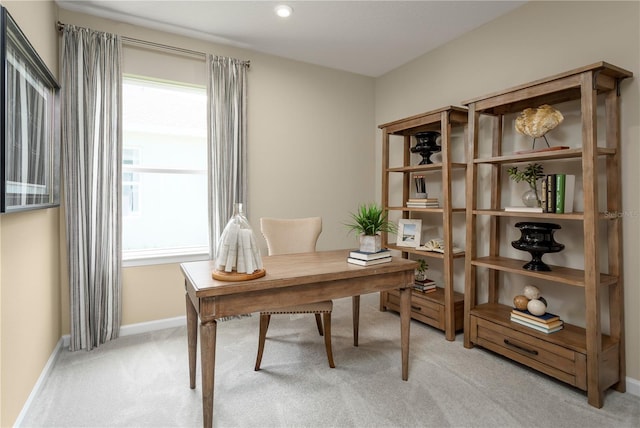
[122,147,140,216]
[122,76,208,264]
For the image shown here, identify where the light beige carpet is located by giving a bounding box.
[20,293,640,427]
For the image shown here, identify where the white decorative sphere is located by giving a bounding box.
[523,285,541,300]
[527,299,547,316]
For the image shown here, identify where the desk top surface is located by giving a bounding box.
[181,249,417,298]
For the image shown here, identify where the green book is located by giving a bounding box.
[556,174,566,213]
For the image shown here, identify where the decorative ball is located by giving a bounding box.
[527,299,547,316]
[523,285,541,300]
[538,296,547,307]
[513,295,529,310]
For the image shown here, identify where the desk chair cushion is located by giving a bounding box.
[260,217,322,255]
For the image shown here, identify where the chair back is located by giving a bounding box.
[260,217,322,256]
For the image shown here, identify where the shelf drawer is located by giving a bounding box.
[388,290,441,322]
[384,289,463,332]
[470,315,587,390]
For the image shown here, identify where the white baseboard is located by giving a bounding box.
[13,336,65,428]
[627,376,640,397]
[60,316,186,348]
[16,316,186,427]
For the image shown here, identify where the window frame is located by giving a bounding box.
[121,75,209,266]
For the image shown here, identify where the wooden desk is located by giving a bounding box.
[181,249,416,427]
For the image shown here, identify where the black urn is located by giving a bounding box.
[411,131,441,165]
[511,222,564,271]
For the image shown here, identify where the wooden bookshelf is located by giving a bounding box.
[378,106,467,341]
[463,62,632,408]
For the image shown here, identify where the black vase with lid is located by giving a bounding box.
[511,222,564,271]
[411,131,441,165]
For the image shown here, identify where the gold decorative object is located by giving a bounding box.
[515,104,564,150]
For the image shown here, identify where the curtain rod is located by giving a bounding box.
[56,21,250,68]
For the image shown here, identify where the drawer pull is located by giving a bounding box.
[504,339,538,356]
[411,305,422,311]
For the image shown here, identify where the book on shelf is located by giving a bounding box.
[413,285,437,293]
[510,316,564,333]
[416,238,464,254]
[413,278,436,291]
[510,313,564,329]
[347,256,392,266]
[511,308,560,323]
[554,173,575,214]
[408,198,438,203]
[545,174,556,213]
[504,206,544,213]
[349,249,392,261]
[407,204,439,208]
[406,198,439,208]
[541,177,547,210]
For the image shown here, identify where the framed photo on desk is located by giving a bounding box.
[396,219,421,247]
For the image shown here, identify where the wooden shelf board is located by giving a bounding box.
[462,62,632,114]
[387,162,466,173]
[387,206,465,213]
[470,256,618,287]
[387,244,466,259]
[473,209,585,220]
[473,148,615,165]
[379,105,468,134]
[415,286,465,304]
[470,303,618,354]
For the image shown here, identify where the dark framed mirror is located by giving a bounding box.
[1,6,60,213]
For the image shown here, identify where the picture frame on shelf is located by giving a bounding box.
[396,219,421,247]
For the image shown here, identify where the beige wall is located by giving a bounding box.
[0,1,61,426]
[375,0,640,382]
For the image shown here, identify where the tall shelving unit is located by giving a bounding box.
[379,106,467,341]
[463,62,632,408]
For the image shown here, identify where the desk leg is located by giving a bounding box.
[399,287,411,381]
[186,293,198,389]
[200,320,217,428]
[352,295,360,347]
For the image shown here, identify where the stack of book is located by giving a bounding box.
[347,249,392,266]
[406,198,439,208]
[510,308,564,333]
[541,173,575,213]
[413,278,436,293]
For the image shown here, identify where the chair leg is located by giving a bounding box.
[255,314,271,371]
[323,312,335,368]
[314,313,324,336]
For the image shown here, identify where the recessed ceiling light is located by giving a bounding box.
[275,5,293,18]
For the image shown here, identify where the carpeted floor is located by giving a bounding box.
[19,294,640,427]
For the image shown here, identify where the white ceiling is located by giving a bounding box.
[55,0,526,77]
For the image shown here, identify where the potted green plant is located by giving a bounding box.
[415,259,428,281]
[346,203,397,253]
[507,163,544,207]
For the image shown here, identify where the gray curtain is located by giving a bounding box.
[207,55,249,257]
[61,25,123,351]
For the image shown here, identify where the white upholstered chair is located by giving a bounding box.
[255,217,335,370]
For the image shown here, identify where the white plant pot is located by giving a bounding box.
[359,234,382,253]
